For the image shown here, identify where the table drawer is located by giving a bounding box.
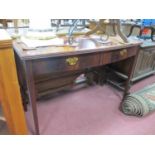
[32,53,101,76]
[101,47,137,65]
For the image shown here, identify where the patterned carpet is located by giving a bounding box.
[122,84,155,116]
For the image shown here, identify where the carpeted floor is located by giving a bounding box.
[0,106,9,135]
[0,121,9,135]
[26,75,155,135]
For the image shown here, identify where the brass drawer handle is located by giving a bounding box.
[66,57,79,66]
[120,49,127,56]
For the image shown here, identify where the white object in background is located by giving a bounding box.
[29,19,52,31]
[25,31,56,40]
[21,37,64,48]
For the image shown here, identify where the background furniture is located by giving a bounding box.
[0,19,11,28]
[0,29,27,134]
[108,21,155,89]
[108,41,155,90]
[132,43,155,81]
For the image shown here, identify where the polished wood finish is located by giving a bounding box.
[0,30,27,134]
[24,61,39,134]
[122,46,140,100]
[13,36,141,134]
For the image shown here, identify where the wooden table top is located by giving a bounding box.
[13,35,141,60]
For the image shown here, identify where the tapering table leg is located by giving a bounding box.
[121,46,140,106]
[24,61,40,135]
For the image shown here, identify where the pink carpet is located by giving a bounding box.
[26,75,155,135]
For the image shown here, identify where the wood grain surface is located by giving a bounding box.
[0,29,28,134]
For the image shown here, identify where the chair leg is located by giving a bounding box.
[151,27,155,41]
[127,25,141,37]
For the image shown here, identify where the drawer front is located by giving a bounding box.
[101,47,137,65]
[32,53,101,76]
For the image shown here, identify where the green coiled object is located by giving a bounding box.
[122,84,155,117]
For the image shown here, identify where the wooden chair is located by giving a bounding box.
[127,19,155,41]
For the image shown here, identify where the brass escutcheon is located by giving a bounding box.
[66,57,79,66]
[120,49,127,56]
